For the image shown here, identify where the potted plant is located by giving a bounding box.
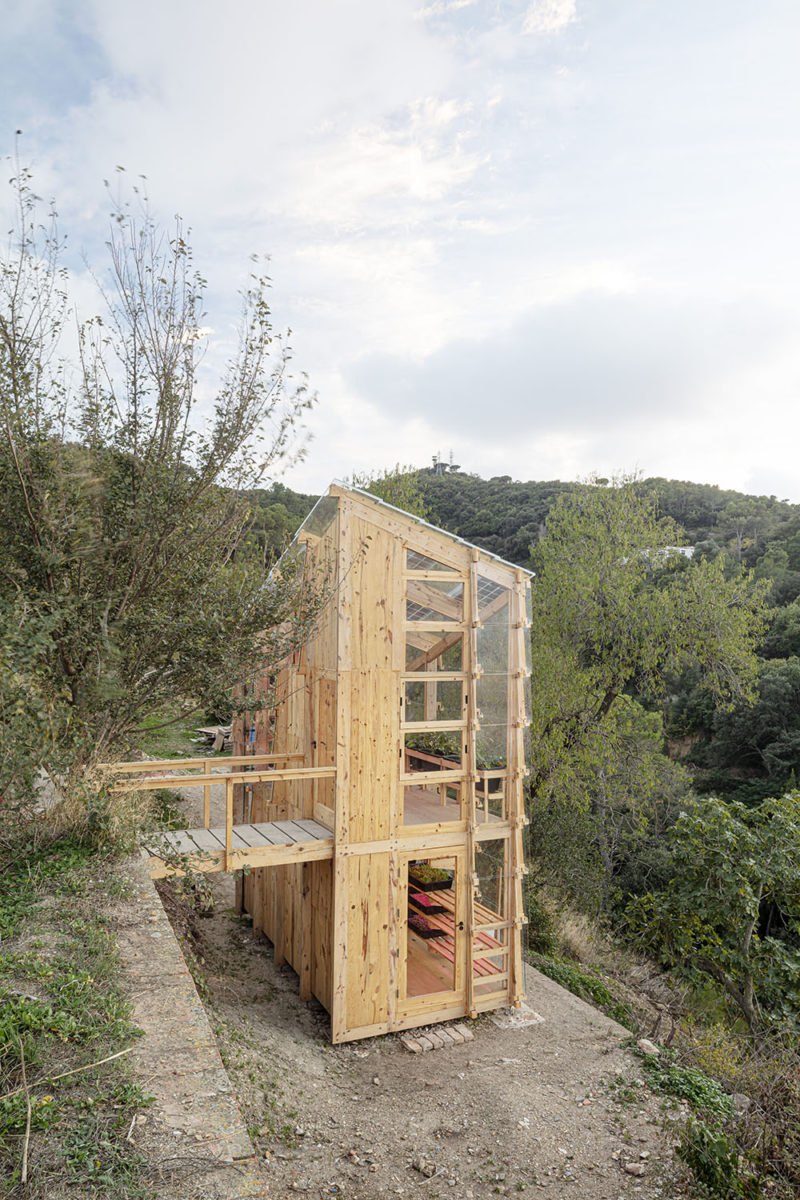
[408,862,453,892]
[408,912,446,939]
[408,891,446,915]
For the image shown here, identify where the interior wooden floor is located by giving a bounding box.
[406,935,456,996]
[403,784,503,826]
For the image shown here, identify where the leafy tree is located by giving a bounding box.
[697,658,800,794]
[528,695,693,912]
[0,596,70,813]
[0,167,317,769]
[626,793,800,1032]
[528,476,769,803]
[243,481,317,561]
[762,600,800,659]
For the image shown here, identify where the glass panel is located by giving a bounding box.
[476,723,508,771]
[405,855,457,997]
[406,549,455,572]
[476,673,508,729]
[522,678,532,727]
[298,494,339,540]
[477,576,511,625]
[474,839,508,922]
[473,774,507,823]
[522,723,531,769]
[403,781,462,826]
[407,578,464,622]
[472,840,509,990]
[404,731,465,772]
[404,678,464,723]
[476,620,509,675]
[405,630,464,672]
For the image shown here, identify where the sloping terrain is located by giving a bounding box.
[155,871,681,1199]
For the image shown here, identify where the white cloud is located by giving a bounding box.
[522,0,577,36]
[415,0,476,18]
[6,0,800,503]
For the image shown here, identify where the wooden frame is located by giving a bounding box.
[113,483,532,1043]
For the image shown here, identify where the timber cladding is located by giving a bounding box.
[231,483,533,1043]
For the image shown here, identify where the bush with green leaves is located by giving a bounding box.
[625,792,800,1032]
[677,1118,761,1199]
[639,1050,733,1116]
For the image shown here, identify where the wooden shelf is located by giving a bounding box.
[406,891,503,978]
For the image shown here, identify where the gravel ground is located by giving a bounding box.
[155,868,687,1200]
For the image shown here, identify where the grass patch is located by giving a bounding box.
[0,834,153,1197]
[133,705,209,760]
[528,952,634,1028]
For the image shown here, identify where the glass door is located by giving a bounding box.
[399,848,466,1013]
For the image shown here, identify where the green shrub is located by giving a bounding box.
[524,892,559,956]
[640,1050,733,1116]
[677,1117,761,1199]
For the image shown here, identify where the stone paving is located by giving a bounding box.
[400,1021,475,1053]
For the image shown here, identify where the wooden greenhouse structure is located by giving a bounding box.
[233,483,532,1042]
[128,483,532,1043]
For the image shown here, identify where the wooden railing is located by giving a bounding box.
[108,753,336,866]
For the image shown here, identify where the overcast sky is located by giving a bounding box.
[3,0,800,499]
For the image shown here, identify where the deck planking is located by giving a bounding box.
[146,818,333,879]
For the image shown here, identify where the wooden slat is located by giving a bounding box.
[149,838,335,880]
[292,818,334,841]
[313,802,335,829]
[188,828,226,851]
[145,829,207,857]
[249,822,297,845]
[230,828,258,849]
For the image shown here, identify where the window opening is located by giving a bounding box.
[471,839,510,997]
[403,781,462,827]
[403,730,465,776]
[403,677,465,725]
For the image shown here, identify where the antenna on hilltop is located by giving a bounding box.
[432,451,460,476]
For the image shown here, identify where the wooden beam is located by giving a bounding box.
[507,570,528,1006]
[405,630,464,672]
[111,752,304,774]
[466,549,480,1017]
[112,766,336,793]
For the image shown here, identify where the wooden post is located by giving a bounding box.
[203,759,211,829]
[225,777,233,874]
[465,549,480,1018]
[331,499,353,1042]
[299,861,313,1001]
[508,570,529,1006]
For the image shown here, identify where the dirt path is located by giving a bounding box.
[152,781,683,1199]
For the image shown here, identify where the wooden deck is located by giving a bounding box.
[145,818,334,879]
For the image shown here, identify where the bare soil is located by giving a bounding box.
[155,871,687,1200]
